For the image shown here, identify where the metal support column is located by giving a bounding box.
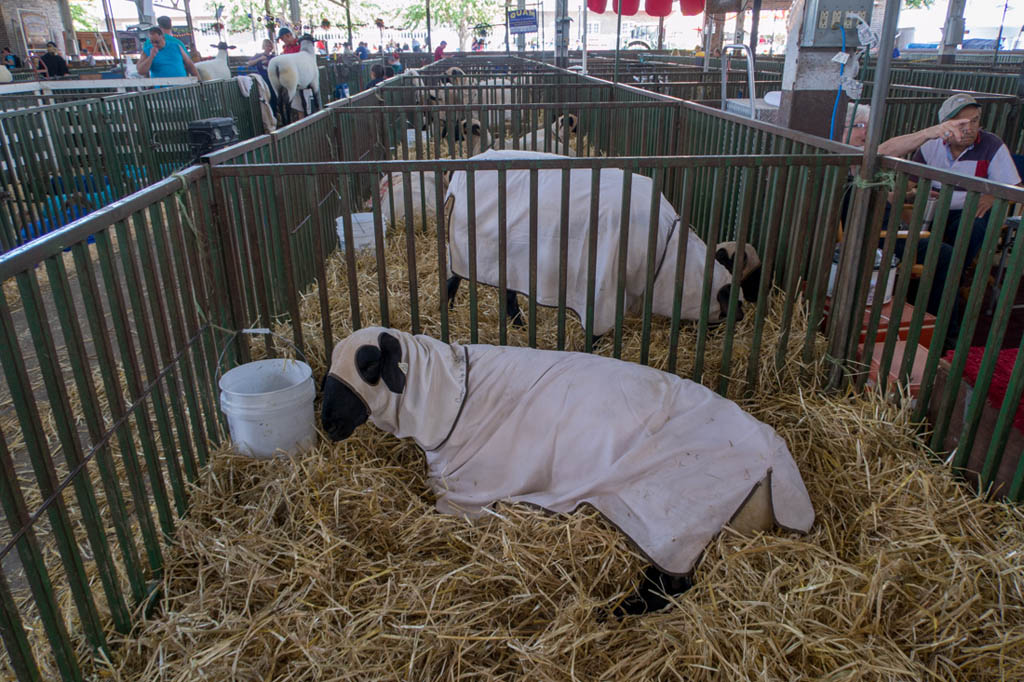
[555,0,569,66]
[518,0,526,51]
[749,0,761,71]
[827,0,901,386]
[938,0,966,65]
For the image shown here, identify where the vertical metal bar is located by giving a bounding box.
[613,168,634,359]
[111,219,190,516]
[639,167,663,366]
[717,163,756,395]
[497,168,509,345]
[466,169,479,343]
[557,168,571,350]
[272,171,307,352]
[368,171,391,328]
[43,253,148,602]
[528,168,539,348]
[0,432,79,682]
[584,167,601,352]
[919,198,1005,426]
[693,166,725,383]
[14,265,133,632]
[667,167,694,375]
[339,173,362,330]
[400,170,421,335]
[91,229,177,536]
[744,165,790,396]
[0,294,109,656]
[435,168,449,342]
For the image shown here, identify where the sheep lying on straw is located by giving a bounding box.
[25,224,1024,682]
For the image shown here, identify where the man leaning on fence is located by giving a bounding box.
[888,94,1022,272]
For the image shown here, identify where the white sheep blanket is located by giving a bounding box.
[330,327,815,575]
[445,149,733,336]
[236,75,276,133]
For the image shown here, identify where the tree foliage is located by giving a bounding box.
[395,0,501,51]
[206,0,382,38]
[903,0,935,9]
[70,0,101,32]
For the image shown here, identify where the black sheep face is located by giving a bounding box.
[321,375,368,442]
[321,332,407,441]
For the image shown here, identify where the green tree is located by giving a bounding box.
[903,0,935,8]
[208,0,382,38]
[395,0,500,51]
[70,0,101,32]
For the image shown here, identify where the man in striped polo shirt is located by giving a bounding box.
[907,93,1021,271]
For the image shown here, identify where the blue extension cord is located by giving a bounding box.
[828,24,846,141]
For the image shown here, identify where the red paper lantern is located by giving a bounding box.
[587,0,608,12]
[680,0,705,14]
[645,0,673,17]
[612,0,641,15]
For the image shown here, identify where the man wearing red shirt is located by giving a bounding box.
[433,40,447,61]
[278,27,300,54]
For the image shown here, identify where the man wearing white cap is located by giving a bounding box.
[901,93,1021,270]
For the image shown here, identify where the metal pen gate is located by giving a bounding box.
[1,55,1023,679]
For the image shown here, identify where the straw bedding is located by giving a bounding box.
[15,219,1024,681]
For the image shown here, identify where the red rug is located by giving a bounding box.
[945,347,1024,433]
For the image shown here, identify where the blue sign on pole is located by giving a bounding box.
[508,9,539,35]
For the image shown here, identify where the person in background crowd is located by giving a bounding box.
[473,38,484,52]
[246,38,277,109]
[278,28,300,54]
[387,52,404,74]
[36,41,70,78]
[402,42,410,51]
[343,41,353,56]
[138,27,197,78]
[365,63,385,88]
[316,39,327,56]
[433,40,447,61]
[80,47,96,66]
[2,47,22,68]
[412,38,421,52]
[355,41,370,59]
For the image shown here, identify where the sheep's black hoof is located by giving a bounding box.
[613,566,693,618]
[589,334,604,349]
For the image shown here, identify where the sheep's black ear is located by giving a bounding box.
[229,45,237,49]
[567,114,578,132]
[377,332,407,394]
[715,246,734,271]
[355,344,383,385]
[741,265,762,303]
[471,121,481,136]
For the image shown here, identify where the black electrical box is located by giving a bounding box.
[187,117,239,161]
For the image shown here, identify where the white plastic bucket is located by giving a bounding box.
[219,358,316,458]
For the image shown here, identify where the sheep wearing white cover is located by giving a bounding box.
[268,35,320,121]
[195,42,234,81]
[444,149,760,336]
[321,326,815,614]
[0,65,11,84]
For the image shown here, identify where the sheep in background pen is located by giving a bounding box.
[444,149,762,337]
[268,34,320,125]
[196,42,234,81]
[516,114,588,156]
[0,65,11,83]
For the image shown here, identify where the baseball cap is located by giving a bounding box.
[938,93,979,122]
[277,27,293,40]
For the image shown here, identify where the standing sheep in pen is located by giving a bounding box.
[444,149,762,336]
[268,34,320,125]
[195,42,235,81]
